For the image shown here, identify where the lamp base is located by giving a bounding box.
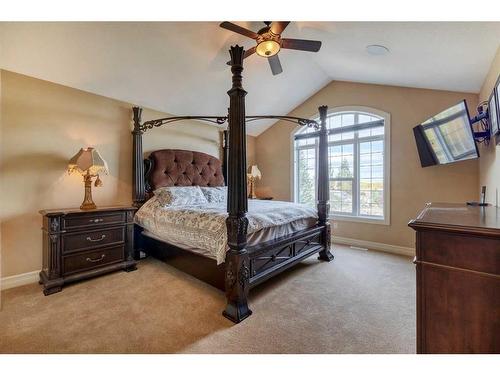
[80,202,97,210]
[248,177,257,199]
[80,173,97,210]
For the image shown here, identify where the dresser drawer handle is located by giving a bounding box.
[86,254,106,263]
[89,218,104,223]
[86,234,106,242]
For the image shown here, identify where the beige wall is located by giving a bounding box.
[0,70,3,287]
[478,47,500,206]
[246,135,256,167]
[255,81,479,248]
[0,70,255,277]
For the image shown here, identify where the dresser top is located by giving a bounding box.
[409,202,500,234]
[39,205,136,216]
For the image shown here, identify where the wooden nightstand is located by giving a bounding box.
[39,206,137,295]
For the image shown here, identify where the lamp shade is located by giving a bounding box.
[68,147,109,175]
[250,165,262,179]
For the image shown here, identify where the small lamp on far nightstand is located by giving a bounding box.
[68,147,109,210]
[247,165,262,199]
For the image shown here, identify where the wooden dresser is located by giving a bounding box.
[409,203,500,354]
[39,206,137,295]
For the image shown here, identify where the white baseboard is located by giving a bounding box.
[332,236,415,257]
[1,270,39,291]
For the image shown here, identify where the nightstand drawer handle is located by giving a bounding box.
[89,218,104,223]
[86,234,106,242]
[86,254,106,263]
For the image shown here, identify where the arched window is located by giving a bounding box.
[293,107,390,224]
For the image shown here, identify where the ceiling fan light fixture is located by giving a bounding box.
[256,39,280,57]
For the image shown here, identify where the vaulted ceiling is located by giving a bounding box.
[1,22,499,135]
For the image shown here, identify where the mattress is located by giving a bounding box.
[134,197,318,264]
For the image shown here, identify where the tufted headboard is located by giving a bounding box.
[145,149,225,193]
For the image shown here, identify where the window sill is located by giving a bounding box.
[329,214,390,226]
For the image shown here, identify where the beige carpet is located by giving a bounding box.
[0,245,416,353]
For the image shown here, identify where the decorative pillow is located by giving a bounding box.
[200,186,227,203]
[153,186,208,206]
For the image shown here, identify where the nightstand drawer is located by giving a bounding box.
[63,212,126,230]
[63,227,125,253]
[63,245,125,275]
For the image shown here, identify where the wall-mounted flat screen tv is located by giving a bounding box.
[413,100,479,168]
[493,75,500,136]
[489,88,499,136]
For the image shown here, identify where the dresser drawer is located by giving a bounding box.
[62,226,125,254]
[63,245,125,275]
[62,212,126,230]
[418,231,500,275]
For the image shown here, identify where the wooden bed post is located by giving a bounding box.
[222,45,252,323]
[132,106,145,207]
[222,129,229,184]
[317,105,334,261]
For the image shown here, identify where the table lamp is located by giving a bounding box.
[68,147,109,210]
[247,165,262,199]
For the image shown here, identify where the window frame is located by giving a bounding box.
[291,106,391,225]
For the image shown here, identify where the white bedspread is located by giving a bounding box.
[134,197,318,264]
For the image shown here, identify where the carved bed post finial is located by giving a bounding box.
[132,106,145,207]
[317,105,334,261]
[223,45,252,323]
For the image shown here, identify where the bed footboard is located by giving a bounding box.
[247,225,325,287]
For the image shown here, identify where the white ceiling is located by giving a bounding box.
[1,22,499,136]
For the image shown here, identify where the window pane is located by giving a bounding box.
[371,189,384,216]
[330,179,353,214]
[329,115,341,129]
[358,114,383,138]
[370,126,384,136]
[372,140,383,153]
[360,141,371,154]
[342,114,355,127]
[340,114,354,140]
[372,165,383,178]
[297,148,316,207]
[372,152,383,165]
[329,133,341,142]
[302,125,316,134]
[358,128,370,138]
[341,131,354,141]
[329,114,342,142]
[358,140,385,217]
[329,144,354,178]
[358,114,373,124]
[330,189,342,212]
[297,137,316,147]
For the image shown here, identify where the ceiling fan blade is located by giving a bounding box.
[270,21,290,35]
[282,38,322,52]
[244,46,256,58]
[226,46,256,65]
[268,54,283,76]
[220,21,259,40]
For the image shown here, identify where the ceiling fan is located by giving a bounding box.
[219,21,322,75]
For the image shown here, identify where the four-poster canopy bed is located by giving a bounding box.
[131,45,334,323]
